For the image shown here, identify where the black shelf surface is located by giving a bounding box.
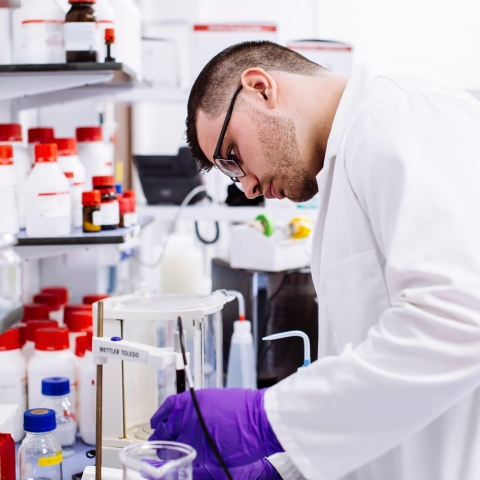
[0,62,125,73]
[15,215,153,247]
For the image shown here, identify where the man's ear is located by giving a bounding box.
[240,68,277,109]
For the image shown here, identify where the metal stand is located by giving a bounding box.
[95,301,104,480]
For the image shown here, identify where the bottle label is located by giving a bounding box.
[38,192,71,218]
[21,20,64,53]
[100,201,119,226]
[92,210,102,226]
[38,451,63,467]
[65,23,97,52]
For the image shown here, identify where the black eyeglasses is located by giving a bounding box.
[213,85,245,182]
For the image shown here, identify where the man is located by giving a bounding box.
[150,41,480,479]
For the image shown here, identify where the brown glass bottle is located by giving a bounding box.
[65,1,97,63]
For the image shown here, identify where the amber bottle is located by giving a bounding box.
[65,0,97,63]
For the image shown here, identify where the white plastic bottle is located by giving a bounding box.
[13,0,65,64]
[76,127,114,190]
[96,0,115,63]
[0,328,27,443]
[23,319,58,363]
[28,327,77,412]
[25,144,71,238]
[0,124,32,230]
[28,127,55,167]
[0,145,19,235]
[78,330,95,445]
[53,138,86,229]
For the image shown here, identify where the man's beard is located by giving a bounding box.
[253,109,319,203]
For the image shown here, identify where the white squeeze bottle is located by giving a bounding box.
[78,329,95,444]
[0,124,32,229]
[53,138,86,229]
[28,327,77,412]
[0,328,27,443]
[26,144,71,238]
[0,145,19,235]
[226,291,257,389]
[96,0,115,63]
[76,127,114,191]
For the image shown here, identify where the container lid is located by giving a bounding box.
[85,329,93,352]
[115,183,122,194]
[0,145,13,165]
[24,409,56,433]
[82,190,101,206]
[41,286,69,305]
[233,320,251,333]
[33,293,62,311]
[105,28,115,41]
[42,377,70,396]
[0,328,21,351]
[35,327,69,351]
[35,144,57,163]
[123,190,136,200]
[14,324,27,348]
[64,304,91,324]
[65,311,92,332]
[22,304,50,322]
[26,320,58,342]
[28,128,55,145]
[0,124,21,142]
[53,138,77,156]
[76,127,102,142]
[75,332,87,357]
[92,175,115,187]
[119,197,130,215]
[83,294,109,305]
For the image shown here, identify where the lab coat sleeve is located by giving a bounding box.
[264,91,480,479]
[267,453,306,480]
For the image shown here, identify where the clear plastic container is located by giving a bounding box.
[119,441,196,480]
[19,409,62,480]
[41,377,76,457]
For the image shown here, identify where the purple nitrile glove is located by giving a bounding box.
[193,458,282,480]
[149,388,283,468]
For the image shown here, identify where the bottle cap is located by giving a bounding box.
[64,304,91,324]
[233,320,252,333]
[26,320,58,342]
[0,328,21,351]
[92,175,115,187]
[22,304,51,322]
[123,190,136,200]
[33,293,62,311]
[105,28,115,42]
[24,409,56,433]
[85,329,93,352]
[65,311,92,333]
[53,138,77,156]
[83,294,109,305]
[115,183,122,194]
[119,197,130,215]
[76,127,102,142]
[0,145,13,165]
[42,377,70,396]
[28,128,55,145]
[14,324,27,348]
[35,327,69,351]
[41,287,69,305]
[35,144,57,163]
[0,124,22,142]
[82,190,101,206]
[75,333,87,357]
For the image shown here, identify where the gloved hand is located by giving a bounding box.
[193,458,282,480]
[150,388,283,468]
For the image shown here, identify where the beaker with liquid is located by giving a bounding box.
[119,441,196,480]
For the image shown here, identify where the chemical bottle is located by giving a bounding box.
[19,409,62,480]
[0,124,32,229]
[226,290,256,389]
[64,172,75,228]
[65,0,97,62]
[0,146,19,235]
[83,294,109,305]
[28,327,77,412]
[33,293,63,325]
[0,328,27,443]
[78,329,95,445]
[26,144,72,238]
[82,190,102,232]
[22,304,50,323]
[96,0,115,62]
[28,127,55,166]
[123,190,137,225]
[13,0,65,64]
[65,311,92,352]
[0,433,15,480]
[23,320,58,362]
[53,138,86,229]
[63,303,91,325]
[76,127,113,190]
[41,377,76,457]
[92,175,120,230]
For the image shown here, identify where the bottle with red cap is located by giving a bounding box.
[82,190,101,233]
[0,145,19,235]
[33,292,64,325]
[123,190,137,226]
[65,311,92,353]
[27,127,55,166]
[23,319,58,362]
[53,138,86,229]
[0,328,27,442]
[78,329,95,444]
[25,143,72,238]
[92,175,119,229]
[63,304,91,326]
[0,124,31,229]
[76,127,113,190]
[28,327,77,411]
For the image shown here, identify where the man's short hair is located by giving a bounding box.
[186,41,325,173]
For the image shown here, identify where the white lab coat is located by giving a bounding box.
[264,64,480,480]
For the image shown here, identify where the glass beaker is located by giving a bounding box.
[120,441,196,480]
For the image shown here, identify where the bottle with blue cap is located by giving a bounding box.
[41,377,76,457]
[19,408,62,480]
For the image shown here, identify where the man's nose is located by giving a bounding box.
[239,175,262,200]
